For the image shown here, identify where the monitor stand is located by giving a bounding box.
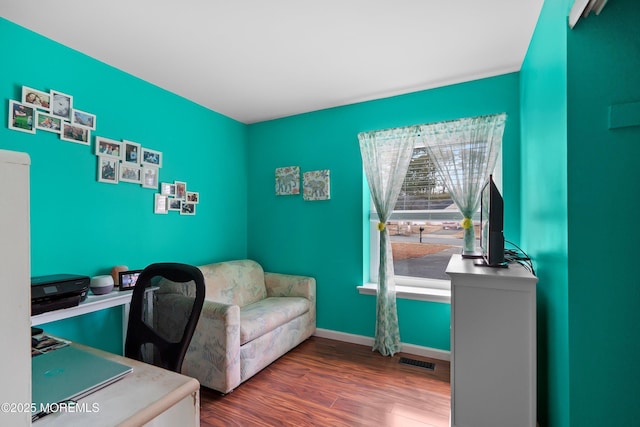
[462,250,483,259]
[474,258,509,268]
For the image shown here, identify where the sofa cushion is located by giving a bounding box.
[198,260,267,307]
[239,297,310,345]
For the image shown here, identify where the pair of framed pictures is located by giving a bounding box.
[8,86,96,145]
[275,166,331,201]
[154,181,199,215]
[96,136,161,187]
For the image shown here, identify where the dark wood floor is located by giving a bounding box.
[200,336,450,427]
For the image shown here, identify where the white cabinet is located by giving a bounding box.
[447,255,537,427]
[0,150,31,426]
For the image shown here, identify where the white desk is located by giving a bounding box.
[31,290,133,326]
[34,343,200,427]
[31,289,156,350]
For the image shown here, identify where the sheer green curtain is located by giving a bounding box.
[419,113,506,252]
[358,126,418,356]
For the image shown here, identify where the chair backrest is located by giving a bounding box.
[124,262,205,373]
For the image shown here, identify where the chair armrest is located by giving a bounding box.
[182,299,242,393]
[264,272,316,301]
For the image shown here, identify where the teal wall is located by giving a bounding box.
[566,0,640,425]
[1,18,248,354]
[520,0,570,426]
[522,0,640,425]
[246,74,521,350]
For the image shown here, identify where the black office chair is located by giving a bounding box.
[124,262,205,373]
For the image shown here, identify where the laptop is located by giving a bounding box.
[32,346,133,420]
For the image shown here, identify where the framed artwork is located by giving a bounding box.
[174,181,187,200]
[61,122,90,144]
[8,100,36,134]
[95,136,122,159]
[168,198,182,211]
[35,112,62,133]
[122,140,141,164]
[141,147,162,168]
[71,109,96,130]
[119,164,142,184]
[186,191,199,204]
[22,86,51,111]
[97,156,119,184]
[141,165,159,189]
[160,182,176,196]
[154,194,168,214]
[180,202,196,216]
[275,166,300,195]
[50,90,73,121]
[303,169,331,201]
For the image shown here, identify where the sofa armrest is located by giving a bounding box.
[181,299,242,393]
[264,272,316,301]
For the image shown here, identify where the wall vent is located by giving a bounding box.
[399,357,435,371]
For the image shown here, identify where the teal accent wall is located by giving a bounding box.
[1,18,248,354]
[522,0,640,425]
[520,1,570,426]
[246,74,521,350]
[566,0,640,425]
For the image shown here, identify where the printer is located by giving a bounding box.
[31,274,91,316]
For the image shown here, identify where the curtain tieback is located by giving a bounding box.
[377,222,386,231]
[461,217,473,229]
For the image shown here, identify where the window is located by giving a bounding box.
[367,142,501,289]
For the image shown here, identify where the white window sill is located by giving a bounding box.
[357,282,451,304]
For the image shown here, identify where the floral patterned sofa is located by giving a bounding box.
[155,259,316,393]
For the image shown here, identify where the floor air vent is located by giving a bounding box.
[399,357,435,371]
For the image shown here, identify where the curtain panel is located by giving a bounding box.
[358,126,419,356]
[419,113,507,253]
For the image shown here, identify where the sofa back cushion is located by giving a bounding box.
[198,259,267,307]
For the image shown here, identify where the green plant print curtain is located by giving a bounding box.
[358,126,419,356]
[419,113,507,253]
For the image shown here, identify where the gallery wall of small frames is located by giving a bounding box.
[8,85,199,216]
[275,166,330,201]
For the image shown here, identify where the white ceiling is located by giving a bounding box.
[2,0,544,124]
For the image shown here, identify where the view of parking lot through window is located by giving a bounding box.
[380,147,480,281]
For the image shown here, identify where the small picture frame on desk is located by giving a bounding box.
[119,270,142,291]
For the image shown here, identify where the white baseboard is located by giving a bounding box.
[313,328,451,361]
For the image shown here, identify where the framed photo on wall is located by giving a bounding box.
[180,201,196,216]
[50,90,73,121]
[22,86,51,111]
[141,147,162,168]
[119,164,142,184]
[61,122,90,145]
[141,165,159,189]
[71,109,96,130]
[154,194,168,214]
[8,100,36,134]
[186,191,199,204]
[122,140,141,165]
[35,112,62,133]
[97,156,119,184]
[160,182,176,197]
[95,136,122,158]
[168,198,182,211]
[174,181,186,200]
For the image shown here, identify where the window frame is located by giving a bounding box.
[364,142,502,297]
